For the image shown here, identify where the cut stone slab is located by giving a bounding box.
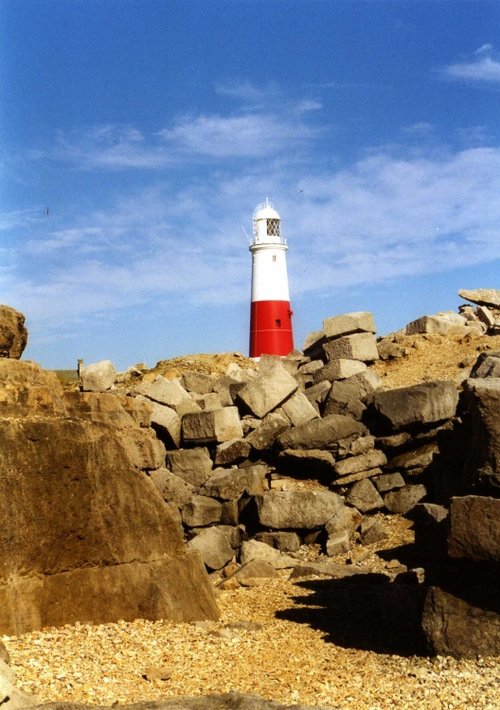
[332,467,383,487]
[384,484,427,514]
[182,495,222,527]
[470,351,500,379]
[254,531,301,552]
[181,371,216,395]
[405,312,467,335]
[367,381,459,433]
[334,449,387,477]
[304,380,331,408]
[239,539,297,569]
[140,398,181,448]
[256,490,344,530]
[182,407,243,445]
[165,448,213,488]
[312,359,367,385]
[386,443,438,473]
[323,332,379,363]
[236,360,298,418]
[80,360,116,392]
[231,559,279,585]
[448,495,500,561]
[422,586,500,658]
[281,390,319,426]
[214,438,252,466]
[326,531,351,556]
[325,504,362,538]
[346,479,384,513]
[323,311,376,338]
[278,414,367,450]
[246,412,290,451]
[458,288,500,308]
[373,472,406,493]
[322,381,366,421]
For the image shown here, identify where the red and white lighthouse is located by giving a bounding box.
[249,199,294,358]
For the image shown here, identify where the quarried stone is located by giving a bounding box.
[384,484,427,514]
[187,526,239,571]
[278,414,366,451]
[448,495,500,561]
[0,305,28,359]
[182,407,243,445]
[80,360,116,392]
[346,479,384,513]
[236,360,297,418]
[256,490,344,530]
[323,332,379,362]
[166,448,213,487]
[182,495,222,527]
[323,311,376,338]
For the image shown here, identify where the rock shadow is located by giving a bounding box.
[276,574,427,656]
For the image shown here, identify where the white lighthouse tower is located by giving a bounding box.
[249,198,294,357]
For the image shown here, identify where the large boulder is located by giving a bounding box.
[255,490,344,529]
[0,360,219,634]
[459,288,500,308]
[236,359,298,418]
[0,305,27,359]
[448,496,500,561]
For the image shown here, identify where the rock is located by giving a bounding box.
[0,305,28,359]
[0,641,9,665]
[304,380,332,408]
[312,359,367,384]
[384,484,427,514]
[246,412,290,451]
[338,434,375,458]
[182,407,243,445]
[331,467,383,487]
[134,376,200,415]
[367,381,459,433]
[187,526,239,570]
[278,414,367,450]
[405,312,467,335]
[323,332,379,363]
[181,371,216,394]
[346,479,384,513]
[278,448,336,480]
[469,351,500,379]
[139,398,181,447]
[182,496,223,527]
[323,311,376,338]
[80,359,116,392]
[459,378,500,492]
[150,468,195,506]
[256,490,345,530]
[214,438,252,465]
[373,472,406,493]
[195,393,223,411]
[334,449,387,477]
[322,380,366,420]
[0,364,218,634]
[386,443,438,474]
[448,496,500,561]
[0,658,36,708]
[236,359,298,418]
[239,540,296,569]
[422,586,500,658]
[202,466,267,500]
[280,390,319,426]
[326,531,351,556]
[459,288,500,308]
[476,305,497,329]
[325,505,362,538]
[360,519,388,545]
[165,448,213,487]
[377,337,408,360]
[230,559,279,585]
[254,531,301,552]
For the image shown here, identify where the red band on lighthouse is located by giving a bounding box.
[249,199,294,358]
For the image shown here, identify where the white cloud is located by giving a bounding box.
[443,46,500,83]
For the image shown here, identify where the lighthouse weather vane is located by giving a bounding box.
[248,198,294,358]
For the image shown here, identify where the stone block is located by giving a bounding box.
[281,390,319,426]
[182,407,243,445]
[214,438,252,466]
[80,360,116,392]
[256,490,344,530]
[182,495,222,527]
[239,540,296,569]
[142,398,181,448]
[325,505,362,537]
[405,312,467,335]
[278,414,367,451]
[187,526,239,571]
[323,332,379,363]
[246,412,290,451]
[334,449,387,477]
[149,468,195,506]
[384,484,427,514]
[181,371,216,394]
[135,376,200,416]
[278,448,336,480]
[326,531,351,556]
[312,359,367,385]
[470,351,500,378]
[0,305,28,359]
[322,381,366,420]
[254,531,301,552]
[458,288,500,308]
[166,448,213,487]
[323,311,376,338]
[202,466,266,501]
[346,479,384,513]
[448,496,500,561]
[236,360,298,418]
[373,472,405,493]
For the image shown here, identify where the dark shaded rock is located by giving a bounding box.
[277,414,366,451]
[256,490,344,530]
[0,305,28,359]
[384,484,427,515]
[448,496,500,561]
[166,448,213,488]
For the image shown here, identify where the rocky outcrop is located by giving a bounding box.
[0,305,28,359]
[0,359,218,634]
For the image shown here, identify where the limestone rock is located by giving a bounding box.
[373,472,405,493]
[0,359,66,417]
[326,531,351,556]
[239,539,297,569]
[135,376,201,415]
[367,381,459,433]
[150,468,195,506]
[405,312,467,335]
[278,448,336,480]
[323,311,376,338]
[80,359,116,392]
[246,412,290,451]
[325,505,362,537]
[0,305,28,359]
[312,359,367,384]
[334,449,387,477]
[181,371,216,394]
[323,332,379,363]
[187,526,239,570]
[254,531,301,552]
[214,438,252,465]
[0,658,36,708]
[469,351,500,379]
[448,496,500,561]
[346,479,384,513]
[182,407,243,445]
[459,288,500,308]
[384,484,427,514]
[256,490,344,530]
[182,496,222,527]
[166,448,213,487]
[422,586,500,658]
[278,414,367,451]
[139,397,181,447]
[202,466,266,500]
[280,390,319,426]
[237,360,298,418]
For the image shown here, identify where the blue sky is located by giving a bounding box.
[1,0,499,370]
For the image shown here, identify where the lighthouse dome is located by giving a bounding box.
[253,198,280,222]
[252,198,284,244]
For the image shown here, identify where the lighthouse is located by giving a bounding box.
[249,199,294,358]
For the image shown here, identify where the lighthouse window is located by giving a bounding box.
[272,255,277,262]
[267,219,280,236]
[275,319,282,327]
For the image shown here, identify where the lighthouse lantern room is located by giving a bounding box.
[249,199,294,358]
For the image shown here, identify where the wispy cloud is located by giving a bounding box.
[442,45,500,84]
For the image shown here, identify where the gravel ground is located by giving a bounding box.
[5,569,500,710]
